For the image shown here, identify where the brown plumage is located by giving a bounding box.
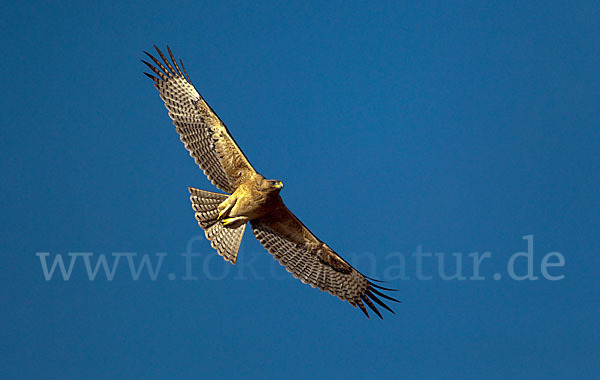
[143,45,399,318]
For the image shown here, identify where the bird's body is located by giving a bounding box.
[217,173,283,228]
[143,45,399,318]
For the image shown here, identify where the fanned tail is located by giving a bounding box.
[189,187,246,264]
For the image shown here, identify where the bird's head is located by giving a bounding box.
[260,178,284,193]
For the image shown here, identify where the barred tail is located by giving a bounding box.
[188,187,246,264]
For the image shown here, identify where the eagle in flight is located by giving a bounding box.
[143,45,399,318]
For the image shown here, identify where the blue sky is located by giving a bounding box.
[1,1,599,379]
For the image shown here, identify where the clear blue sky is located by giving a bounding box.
[1,1,599,379]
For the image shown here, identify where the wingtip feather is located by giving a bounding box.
[362,295,383,319]
[356,299,370,319]
[367,291,396,314]
[369,286,401,303]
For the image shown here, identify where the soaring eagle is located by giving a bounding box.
[143,45,399,318]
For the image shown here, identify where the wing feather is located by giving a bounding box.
[251,200,399,319]
[143,45,256,193]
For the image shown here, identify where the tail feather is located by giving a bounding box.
[189,187,246,264]
[189,187,226,228]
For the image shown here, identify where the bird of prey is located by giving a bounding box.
[142,45,399,318]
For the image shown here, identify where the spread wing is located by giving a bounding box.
[143,45,256,193]
[250,199,399,319]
